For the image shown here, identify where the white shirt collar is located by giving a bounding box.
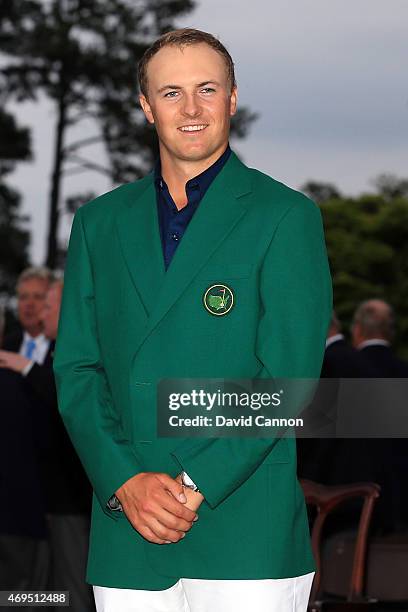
[325,333,344,348]
[20,331,50,365]
[357,338,390,350]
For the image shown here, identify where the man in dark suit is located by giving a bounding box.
[0,267,53,598]
[352,299,408,377]
[352,299,408,531]
[0,276,94,610]
[298,311,375,485]
[322,311,375,378]
[1,267,56,508]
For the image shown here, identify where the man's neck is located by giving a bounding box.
[24,328,43,339]
[159,144,229,209]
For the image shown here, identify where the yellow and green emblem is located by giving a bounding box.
[203,284,234,316]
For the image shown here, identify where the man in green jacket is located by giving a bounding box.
[54,28,332,612]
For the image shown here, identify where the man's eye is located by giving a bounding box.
[201,87,215,94]
[164,91,179,98]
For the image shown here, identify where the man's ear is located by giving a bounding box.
[229,86,238,117]
[139,94,155,124]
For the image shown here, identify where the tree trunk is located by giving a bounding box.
[45,87,67,269]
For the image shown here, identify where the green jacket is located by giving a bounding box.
[53,151,332,589]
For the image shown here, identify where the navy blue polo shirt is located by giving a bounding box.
[154,145,231,270]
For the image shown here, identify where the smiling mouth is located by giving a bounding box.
[178,124,208,132]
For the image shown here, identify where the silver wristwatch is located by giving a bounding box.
[181,471,200,492]
[107,494,123,512]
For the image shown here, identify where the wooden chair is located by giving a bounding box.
[301,479,381,611]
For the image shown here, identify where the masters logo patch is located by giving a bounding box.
[203,284,234,316]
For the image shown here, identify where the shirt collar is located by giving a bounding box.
[23,331,47,345]
[357,338,391,350]
[154,144,231,194]
[325,333,344,348]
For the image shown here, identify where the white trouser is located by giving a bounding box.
[93,572,315,612]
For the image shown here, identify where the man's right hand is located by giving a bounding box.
[115,472,198,544]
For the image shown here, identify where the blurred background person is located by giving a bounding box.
[0,277,94,611]
[352,299,408,533]
[1,267,53,361]
[1,267,55,540]
[298,310,375,488]
[352,299,408,377]
[0,272,50,594]
[322,311,375,378]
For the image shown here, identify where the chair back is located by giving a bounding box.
[301,479,380,604]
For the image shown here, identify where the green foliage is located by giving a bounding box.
[314,179,408,358]
[302,181,341,205]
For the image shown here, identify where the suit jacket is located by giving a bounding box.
[53,151,332,589]
[24,347,92,515]
[359,344,408,377]
[298,338,377,486]
[321,338,377,378]
[3,330,92,514]
[0,367,47,538]
[2,330,52,458]
[2,330,24,352]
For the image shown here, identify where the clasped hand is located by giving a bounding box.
[115,472,204,544]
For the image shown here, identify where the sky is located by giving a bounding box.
[7,0,408,264]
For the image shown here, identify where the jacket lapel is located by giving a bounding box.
[137,152,253,350]
[115,152,253,355]
[115,177,165,318]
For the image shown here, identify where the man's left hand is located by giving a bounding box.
[0,350,30,373]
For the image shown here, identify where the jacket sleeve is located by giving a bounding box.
[53,207,141,520]
[170,196,333,509]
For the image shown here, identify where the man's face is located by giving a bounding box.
[140,43,237,164]
[40,284,62,340]
[17,278,49,334]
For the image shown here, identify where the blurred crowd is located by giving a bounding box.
[0,267,407,610]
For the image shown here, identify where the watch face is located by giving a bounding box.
[182,473,199,491]
[108,495,122,510]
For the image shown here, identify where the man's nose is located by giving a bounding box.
[181,92,201,117]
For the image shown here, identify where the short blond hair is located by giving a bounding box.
[138,28,236,98]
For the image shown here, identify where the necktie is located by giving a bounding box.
[25,339,36,359]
